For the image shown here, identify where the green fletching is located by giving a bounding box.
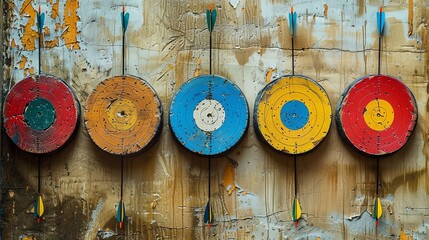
[206,9,217,32]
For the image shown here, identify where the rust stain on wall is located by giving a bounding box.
[323,3,328,18]
[19,0,38,51]
[408,0,413,36]
[357,0,365,17]
[62,0,80,50]
[222,161,237,195]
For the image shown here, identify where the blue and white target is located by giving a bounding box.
[169,75,249,156]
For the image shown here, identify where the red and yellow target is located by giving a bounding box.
[336,75,418,155]
[254,75,332,154]
[85,75,163,155]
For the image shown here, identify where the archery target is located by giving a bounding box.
[169,75,249,156]
[3,74,80,154]
[254,75,332,154]
[336,75,418,156]
[85,75,163,155]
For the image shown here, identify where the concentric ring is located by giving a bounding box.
[3,74,80,154]
[336,75,418,155]
[254,75,332,154]
[169,75,249,156]
[84,75,163,155]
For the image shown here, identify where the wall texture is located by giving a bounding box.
[1,0,429,239]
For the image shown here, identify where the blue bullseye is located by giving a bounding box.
[280,100,309,130]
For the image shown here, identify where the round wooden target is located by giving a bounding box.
[336,75,418,156]
[254,75,332,154]
[169,75,249,156]
[3,74,80,154]
[84,75,163,155]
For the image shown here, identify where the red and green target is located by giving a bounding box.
[3,74,80,154]
[336,75,418,155]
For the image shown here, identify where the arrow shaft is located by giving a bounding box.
[292,36,295,76]
[122,30,125,75]
[376,157,379,195]
[208,157,211,199]
[294,155,297,197]
[209,31,212,75]
[37,155,41,194]
[378,36,381,75]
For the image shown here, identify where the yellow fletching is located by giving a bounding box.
[37,195,44,216]
[375,197,382,219]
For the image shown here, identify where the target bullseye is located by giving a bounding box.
[363,99,394,131]
[85,75,163,155]
[336,75,418,155]
[193,99,226,132]
[254,75,332,154]
[3,74,80,154]
[169,75,249,156]
[280,100,310,130]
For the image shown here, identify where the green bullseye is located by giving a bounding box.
[24,98,56,131]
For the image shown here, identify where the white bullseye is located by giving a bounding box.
[193,99,225,132]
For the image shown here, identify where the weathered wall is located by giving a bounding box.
[1,0,429,239]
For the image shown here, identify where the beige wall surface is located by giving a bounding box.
[1,0,429,239]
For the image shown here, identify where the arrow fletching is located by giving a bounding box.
[121,6,130,33]
[204,199,213,228]
[34,195,44,223]
[292,197,302,228]
[376,6,385,36]
[37,7,45,33]
[116,199,126,229]
[373,197,382,228]
[288,6,297,36]
[206,4,217,32]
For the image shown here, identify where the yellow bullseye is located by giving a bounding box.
[363,99,394,131]
[106,99,138,131]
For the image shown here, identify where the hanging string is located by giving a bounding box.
[37,155,41,194]
[294,155,297,197]
[120,156,124,201]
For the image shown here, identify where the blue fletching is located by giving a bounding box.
[37,12,45,33]
[121,12,130,33]
[288,12,297,35]
[116,199,126,222]
[204,200,213,224]
[376,11,385,35]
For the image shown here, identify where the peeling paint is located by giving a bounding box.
[62,0,80,50]
[19,0,38,51]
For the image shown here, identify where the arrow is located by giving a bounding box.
[37,5,44,75]
[292,197,302,228]
[376,6,385,75]
[373,197,382,229]
[34,194,44,223]
[120,5,129,75]
[206,4,217,33]
[204,199,213,229]
[376,6,385,36]
[116,198,126,229]
[121,5,130,33]
[288,6,297,36]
